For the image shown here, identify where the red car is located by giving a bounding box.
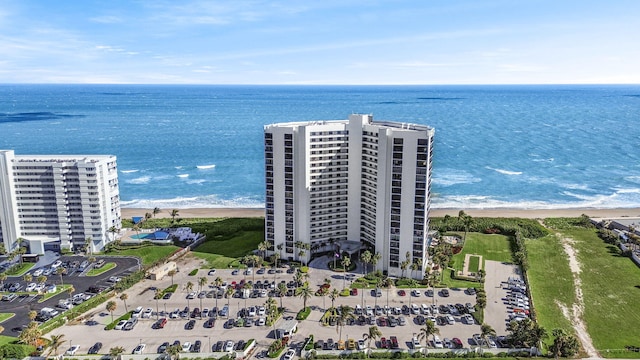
[398,290,406,296]
[390,336,399,349]
[155,318,167,329]
[350,288,358,296]
[380,337,389,349]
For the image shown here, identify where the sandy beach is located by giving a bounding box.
[121,207,640,220]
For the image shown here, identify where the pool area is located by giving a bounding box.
[130,233,152,239]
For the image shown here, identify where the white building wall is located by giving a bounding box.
[0,150,121,254]
[264,115,434,279]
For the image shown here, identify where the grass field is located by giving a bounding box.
[449,232,513,271]
[194,230,263,258]
[0,335,16,346]
[525,233,575,347]
[85,262,116,276]
[102,245,179,266]
[468,255,480,273]
[0,313,14,323]
[556,227,640,357]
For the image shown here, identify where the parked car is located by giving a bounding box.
[283,349,296,360]
[193,340,202,353]
[158,342,170,353]
[133,344,146,354]
[65,345,80,356]
[155,318,168,329]
[114,320,127,330]
[182,342,192,352]
[88,342,102,354]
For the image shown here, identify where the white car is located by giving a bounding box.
[108,276,121,283]
[33,268,44,277]
[463,314,475,324]
[411,289,421,297]
[25,283,37,292]
[142,308,153,318]
[224,341,234,352]
[115,320,127,330]
[182,342,192,352]
[433,336,444,349]
[186,292,196,299]
[257,306,266,316]
[133,343,146,354]
[65,345,80,355]
[283,349,296,360]
[51,260,63,269]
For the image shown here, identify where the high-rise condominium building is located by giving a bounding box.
[0,150,121,255]
[264,114,434,279]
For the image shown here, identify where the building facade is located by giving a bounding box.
[0,150,121,255]
[264,114,434,279]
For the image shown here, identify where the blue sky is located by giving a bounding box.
[1,0,638,84]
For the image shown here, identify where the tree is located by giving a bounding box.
[132,223,141,239]
[168,269,177,285]
[335,305,355,341]
[549,328,579,358]
[225,286,234,313]
[145,212,152,222]
[360,250,372,276]
[273,252,281,271]
[363,325,382,350]
[198,276,208,309]
[119,293,129,313]
[401,251,411,278]
[418,320,440,348]
[506,318,547,348]
[0,272,6,289]
[167,344,181,360]
[153,207,161,217]
[383,277,394,308]
[170,209,180,223]
[47,333,66,357]
[341,256,351,290]
[108,226,119,244]
[56,266,66,285]
[329,288,339,309]
[109,346,125,359]
[84,236,93,255]
[371,252,382,274]
[154,289,162,319]
[23,273,32,284]
[296,284,313,311]
[277,282,287,309]
[185,281,194,308]
[258,241,269,261]
[106,300,117,322]
[67,285,75,303]
[28,310,37,321]
[214,276,223,308]
[277,243,284,264]
[243,282,252,309]
[480,323,496,348]
[19,321,42,347]
[458,210,474,243]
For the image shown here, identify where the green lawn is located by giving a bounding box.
[191,252,242,269]
[449,232,513,271]
[4,262,35,276]
[468,255,481,273]
[101,245,179,266]
[85,262,116,276]
[556,227,640,357]
[525,234,576,346]
[194,230,263,258]
[0,335,16,346]
[0,313,14,323]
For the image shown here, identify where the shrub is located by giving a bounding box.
[0,344,35,359]
[189,269,198,276]
[297,307,311,320]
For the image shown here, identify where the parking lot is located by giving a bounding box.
[0,254,140,335]
[41,255,521,357]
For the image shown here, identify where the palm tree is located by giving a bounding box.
[168,269,177,285]
[19,321,42,347]
[480,323,496,348]
[185,281,194,308]
[170,209,180,223]
[23,273,32,284]
[199,276,208,309]
[154,289,162,319]
[225,286,234,314]
[108,226,119,244]
[273,252,281,272]
[335,305,355,342]
[374,278,383,308]
[458,210,474,243]
[84,236,93,255]
[132,223,141,239]
[383,277,394,308]
[277,282,287,309]
[298,249,306,266]
[47,333,66,357]
[320,287,328,311]
[214,276,223,308]
[297,284,313,311]
[360,250,372,276]
[56,266,66,285]
[109,346,125,359]
[371,252,382,274]
[258,241,269,261]
[341,256,351,290]
[243,282,252,309]
[119,293,129,313]
[67,285,75,303]
[153,207,161,217]
[329,288,339,309]
[0,272,6,289]
[28,310,37,321]
[144,212,152,222]
[277,243,284,264]
[363,325,382,350]
[401,251,411,278]
[418,320,440,348]
[106,300,117,322]
[167,344,181,360]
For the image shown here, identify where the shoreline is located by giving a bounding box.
[121,207,640,220]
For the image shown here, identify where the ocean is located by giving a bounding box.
[1,84,639,210]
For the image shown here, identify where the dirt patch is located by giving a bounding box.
[558,234,599,358]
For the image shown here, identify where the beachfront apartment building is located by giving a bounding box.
[264,114,434,279]
[0,150,121,255]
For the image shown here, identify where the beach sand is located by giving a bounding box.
[121,207,640,220]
